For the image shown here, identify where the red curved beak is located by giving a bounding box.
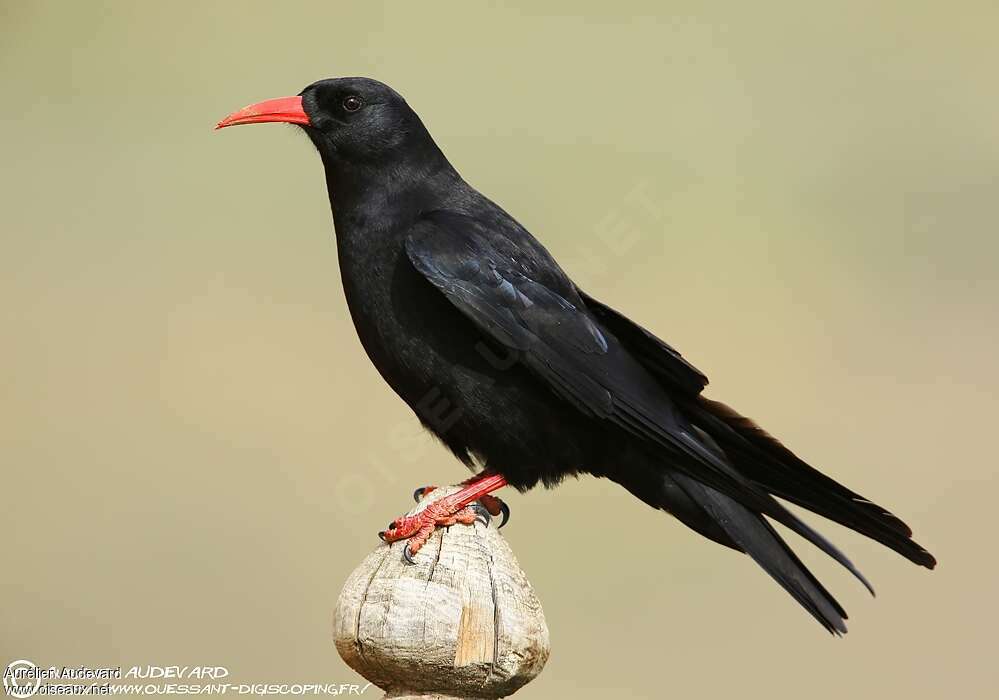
[215,96,310,130]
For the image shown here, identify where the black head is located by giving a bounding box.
[217,76,441,168]
[301,77,430,162]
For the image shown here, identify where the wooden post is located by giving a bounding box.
[333,486,550,699]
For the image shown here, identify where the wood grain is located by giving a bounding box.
[333,487,549,699]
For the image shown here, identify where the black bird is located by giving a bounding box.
[217,77,935,634]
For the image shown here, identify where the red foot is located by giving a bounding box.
[379,472,508,563]
[413,485,508,522]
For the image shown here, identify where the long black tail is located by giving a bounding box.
[617,411,934,634]
[616,434,858,634]
[581,290,933,631]
[688,397,936,570]
[669,470,850,634]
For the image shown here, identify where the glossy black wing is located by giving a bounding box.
[406,211,776,493]
[579,291,708,396]
[405,213,615,418]
[405,211,873,595]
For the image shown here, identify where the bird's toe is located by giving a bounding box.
[412,485,438,502]
[402,542,417,565]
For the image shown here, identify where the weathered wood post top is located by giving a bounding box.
[333,486,550,699]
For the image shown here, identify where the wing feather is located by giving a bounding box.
[405,213,873,595]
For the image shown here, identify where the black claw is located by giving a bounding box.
[378,531,386,542]
[402,542,417,565]
[413,487,425,503]
[497,501,511,529]
[470,502,491,527]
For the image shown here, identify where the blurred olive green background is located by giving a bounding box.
[2,1,997,698]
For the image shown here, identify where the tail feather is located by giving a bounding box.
[690,397,936,569]
[613,459,852,633]
[672,427,877,597]
[579,288,934,632]
[671,472,849,634]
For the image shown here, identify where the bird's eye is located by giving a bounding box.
[342,95,363,113]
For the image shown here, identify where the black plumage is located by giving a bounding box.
[219,77,935,634]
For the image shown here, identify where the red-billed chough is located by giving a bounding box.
[217,77,935,634]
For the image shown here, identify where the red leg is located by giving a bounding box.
[380,472,509,563]
[413,475,508,523]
